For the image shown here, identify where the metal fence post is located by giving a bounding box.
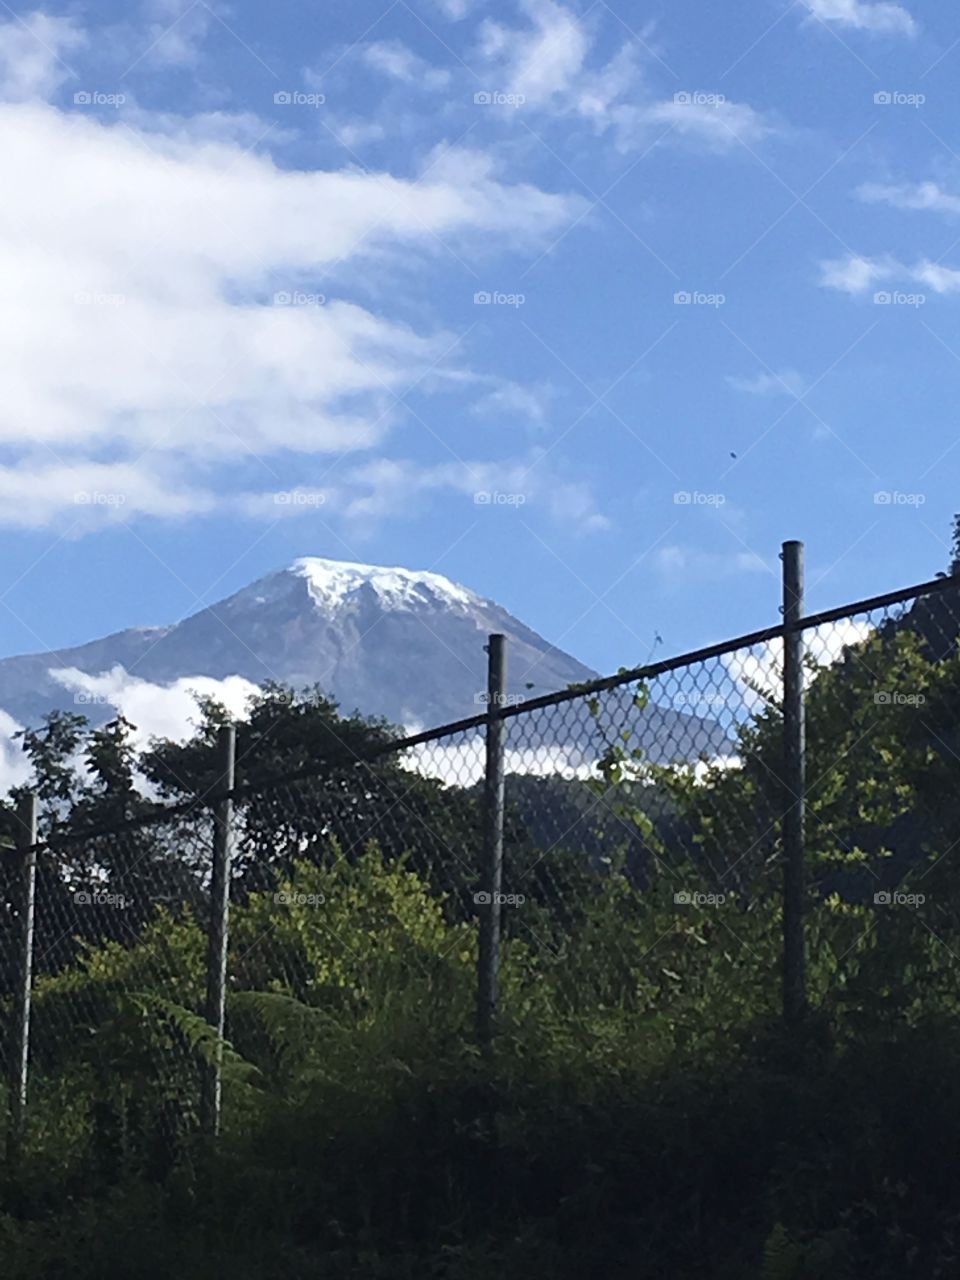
[477,634,507,1049]
[6,790,37,1166]
[781,540,807,1023]
[201,723,235,1136]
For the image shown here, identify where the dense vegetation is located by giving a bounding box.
[3,547,960,1278]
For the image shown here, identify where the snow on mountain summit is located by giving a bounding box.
[291,556,479,614]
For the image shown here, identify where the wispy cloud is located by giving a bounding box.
[819,254,897,294]
[0,11,84,100]
[645,97,773,149]
[654,546,770,578]
[726,369,807,397]
[0,97,585,530]
[859,180,960,216]
[801,0,916,36]
[820,253,960,295]
[475,0,775,153]
[361,40,451,90]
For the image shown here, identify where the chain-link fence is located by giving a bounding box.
[5,550,960,1174]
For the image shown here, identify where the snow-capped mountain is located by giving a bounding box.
[0,556,730,762]
[0,557,596,730]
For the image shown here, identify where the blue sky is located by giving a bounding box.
[0,0,957,678]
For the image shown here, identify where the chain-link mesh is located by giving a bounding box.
[793,578,960,1017]
[493,639,786,1030]
[5,573,960,1166]
[9,810,214,1178]
[216,729,485,1113]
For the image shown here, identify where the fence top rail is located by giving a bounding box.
[21,569,959,855]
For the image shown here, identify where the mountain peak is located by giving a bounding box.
[290,556,480,614]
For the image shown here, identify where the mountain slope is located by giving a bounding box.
[0,556,731,763]
[0,557,595,729]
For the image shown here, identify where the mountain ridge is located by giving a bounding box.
[0,555,598,730]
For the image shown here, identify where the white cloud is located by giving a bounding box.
[0,708,32,795]
[0,100,583,527]
[727,369,806,397]
[139,0,214,68]
[819,254,896,294]
[0,461,216,528]
[725,620,874,712]
[0,11,85,100]
[654,547,770,578]
[403,734,598,784]
[474,2,774,153]
[325,116,387,148]
[820,252,960,296]
[859,180,960,215]
[334,452,607,533]
[478,0,590,107]
[431,0,475,19]
[912,261,960,293]
[361,40,451,90]
[801,0,916,35]
[645,98,773,148]
[470,381,552,424]
[48,666,260,749]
